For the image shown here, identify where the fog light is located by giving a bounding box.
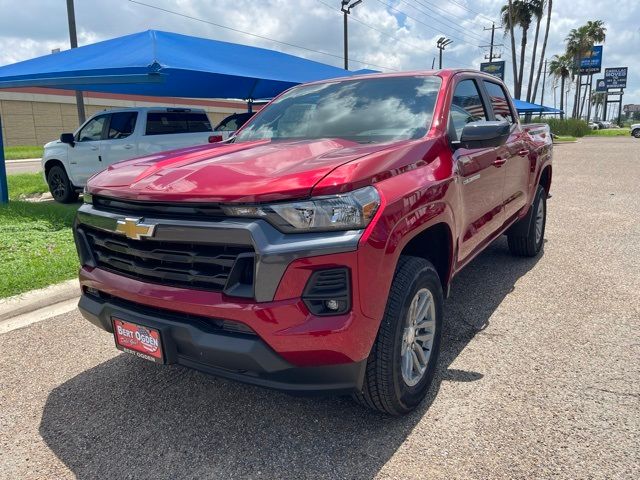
[325,299,340,311]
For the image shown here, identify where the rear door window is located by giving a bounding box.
[483,81,516,123]
[145,112,212,135]
[107,112,138,139]
[449,80,488,140]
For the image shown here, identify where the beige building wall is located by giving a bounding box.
[0,89,247,147]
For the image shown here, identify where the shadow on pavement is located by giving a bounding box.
[39,237,542,479]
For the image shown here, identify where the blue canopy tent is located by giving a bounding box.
[513,99,563,115]
[0,30,358,203]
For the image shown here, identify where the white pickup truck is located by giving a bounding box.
[42,107,219,202]
[631,123,640,138]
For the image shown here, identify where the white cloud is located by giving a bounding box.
[0,0,638,107]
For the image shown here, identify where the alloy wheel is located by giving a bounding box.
[401,288,436,386]
[535,198,545,246]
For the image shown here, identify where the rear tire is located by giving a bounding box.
[47,165,79,203]
[633,129,640,139]
[353,256,443,415]
[507,185,546,257]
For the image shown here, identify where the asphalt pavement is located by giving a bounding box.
[1,137,638,479]
[4,158,42,174]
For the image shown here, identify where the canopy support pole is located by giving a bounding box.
[0,114,8,204]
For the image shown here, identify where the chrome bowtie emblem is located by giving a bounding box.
[115,217,156,240]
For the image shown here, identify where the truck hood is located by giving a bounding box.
[87,138,399,203]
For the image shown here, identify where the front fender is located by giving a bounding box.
[356,172,457,321]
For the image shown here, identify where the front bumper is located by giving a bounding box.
[79,291,366,394]
[74,202,383,391]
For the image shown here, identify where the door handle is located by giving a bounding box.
[90,145,99,151]
[493,157,507,167]
[123,144,134,150]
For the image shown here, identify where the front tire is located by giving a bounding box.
[47,165,79,203]
[507,185,546,257]
[354,256,443,415]
[633,129,640,139]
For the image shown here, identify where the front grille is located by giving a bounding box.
[82,225,254,291]
[92,196,226,221]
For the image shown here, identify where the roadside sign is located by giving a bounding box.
[580,46,603,74]
[605,67,628,88]
[480,61,505,80]
[623,104,640,113]
[595,78,606,92]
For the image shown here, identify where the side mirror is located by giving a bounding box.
[208,135,224,143]
[456,121,511,149]
[60,133,75,146]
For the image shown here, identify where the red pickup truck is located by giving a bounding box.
[75,69,552,415]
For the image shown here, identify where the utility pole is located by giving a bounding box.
[540,59,547,106]
[341,0,363,70]
[436,37,453,69]
[66,0,86,124]
[481,23,503,62]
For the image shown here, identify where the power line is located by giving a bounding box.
[316,0,437,55]
[128,0,399,72]
[373,0,480,49]
[445,0,498,24]
[402,0,486,42]
[409,0,492,29]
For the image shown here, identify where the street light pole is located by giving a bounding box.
[65,0,86,124]
[436,37,453,69]
[341,0,363,70]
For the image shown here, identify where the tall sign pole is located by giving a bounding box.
[66,0,86,124]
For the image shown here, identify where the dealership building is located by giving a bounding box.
[0,87,248,147]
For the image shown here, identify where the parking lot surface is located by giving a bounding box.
[1,137,639,479]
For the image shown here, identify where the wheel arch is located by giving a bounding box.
[44,158,66,178]
[538,164,552,193]
[398,221,455,295]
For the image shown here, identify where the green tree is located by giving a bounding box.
[531,0,552,104]
[549,53,572,119]
[526,0,545,103]
[590,91,606,120]
[565,21,606,118]
[501,0,534,99]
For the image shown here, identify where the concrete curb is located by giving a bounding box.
[0,279,80,322]
[5,158,42,163]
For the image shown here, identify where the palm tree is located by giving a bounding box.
[566,21,606,118]
[505,1,518,97]
[590,91,606,121]
[531,0,552,104]
[501,0,533,99]
[549,53,572,119]
[526,0,545,103]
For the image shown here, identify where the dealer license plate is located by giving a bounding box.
[112,318,164,363]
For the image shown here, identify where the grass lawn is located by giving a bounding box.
[586,128,631,137]
[5,172,49,199]
[554,136,577,142]
[3,145,44,160]
[0,174,79,298]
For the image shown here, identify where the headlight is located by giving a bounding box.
[222,186,380,232]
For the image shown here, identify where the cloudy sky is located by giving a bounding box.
[0,0,638,108]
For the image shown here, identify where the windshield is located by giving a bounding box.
[235,76,441,144]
